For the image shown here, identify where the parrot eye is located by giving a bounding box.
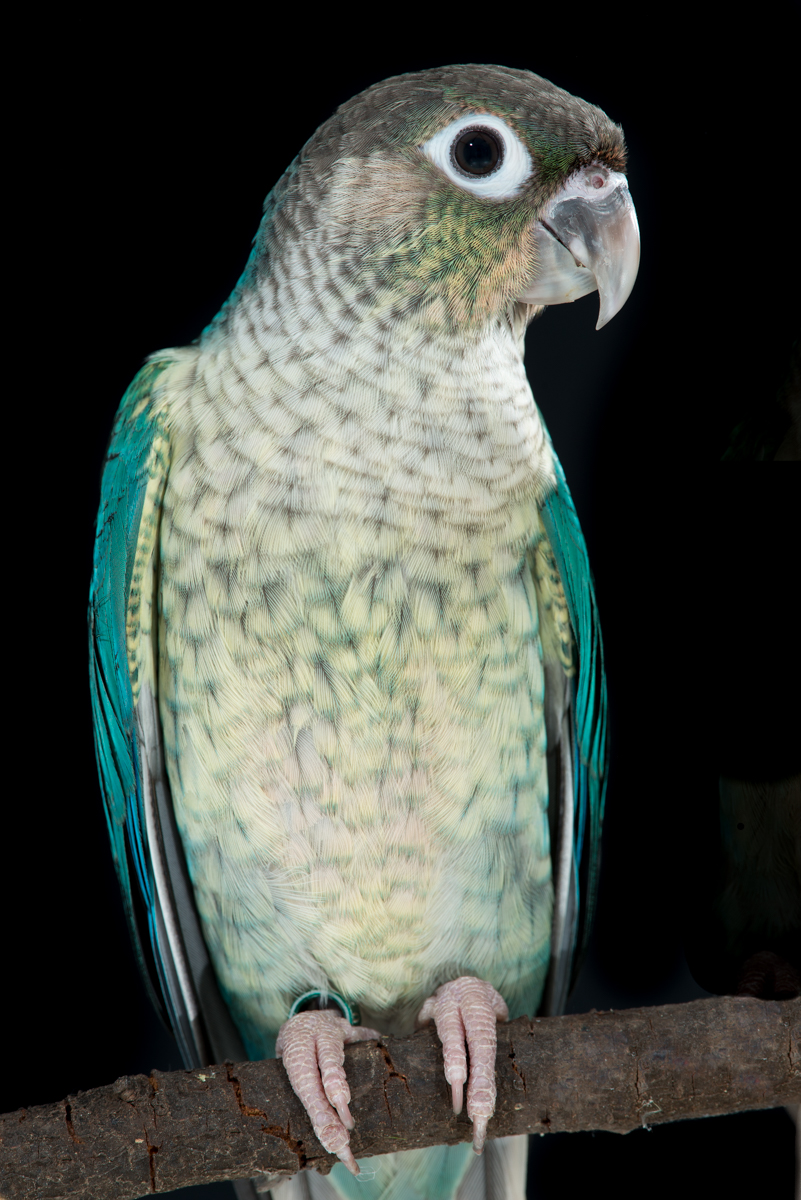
[452,128,503,177]
[420,113,532,200]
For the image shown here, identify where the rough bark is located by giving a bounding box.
[3,996,799,1199]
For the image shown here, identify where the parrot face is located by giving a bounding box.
[232,64,637,337]
[90,63,638,1200]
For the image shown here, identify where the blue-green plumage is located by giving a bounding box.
[90,359,168,1020]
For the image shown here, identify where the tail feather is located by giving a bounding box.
[267,1136,527,1200]
[455,1136,528,1200]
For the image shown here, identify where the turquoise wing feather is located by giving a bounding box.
[89,359,169,1021]
[540,444,608,994]
[89,358,245,1069]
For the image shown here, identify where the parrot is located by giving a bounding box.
[89,64,639,1200]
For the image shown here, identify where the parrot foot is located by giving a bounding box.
[276,1009,382,1176]
[417,976,508,1154]
[735,950,801,999]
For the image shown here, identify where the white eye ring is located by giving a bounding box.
[420,113,532,200]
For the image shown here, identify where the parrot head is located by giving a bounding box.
[237,64,639,335]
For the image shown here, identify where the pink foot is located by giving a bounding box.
[417,976,508,1154]
[276,1009,381,1175]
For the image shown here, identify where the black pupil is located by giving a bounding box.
[454,130,500,176]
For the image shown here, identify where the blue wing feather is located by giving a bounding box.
[541,448,609,988]
[89,359,171,1022]
[90,359,249,1071]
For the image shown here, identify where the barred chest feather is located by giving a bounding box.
[154,294,558,1053]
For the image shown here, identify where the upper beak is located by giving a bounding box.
[517,165,640,329]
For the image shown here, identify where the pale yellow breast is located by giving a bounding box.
[155,299,557,1043]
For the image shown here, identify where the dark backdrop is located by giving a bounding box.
[7,9,800,1198]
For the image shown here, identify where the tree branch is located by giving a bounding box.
[3,997,799,1199]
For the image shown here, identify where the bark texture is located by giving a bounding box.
[3,996,799,1199]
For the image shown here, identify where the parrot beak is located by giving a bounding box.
[518,166,640,329]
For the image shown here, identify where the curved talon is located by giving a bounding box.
[472,1114,489,1155]
[417,976,507,1154]
[276,1009,381,1176]
[337,1146,360,1176]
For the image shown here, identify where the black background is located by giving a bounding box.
[7,8,800,1198]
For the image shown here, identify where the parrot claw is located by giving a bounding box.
[471,1115,488,1155]
[276,1009,381,1175]
[417,976,508,1154]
